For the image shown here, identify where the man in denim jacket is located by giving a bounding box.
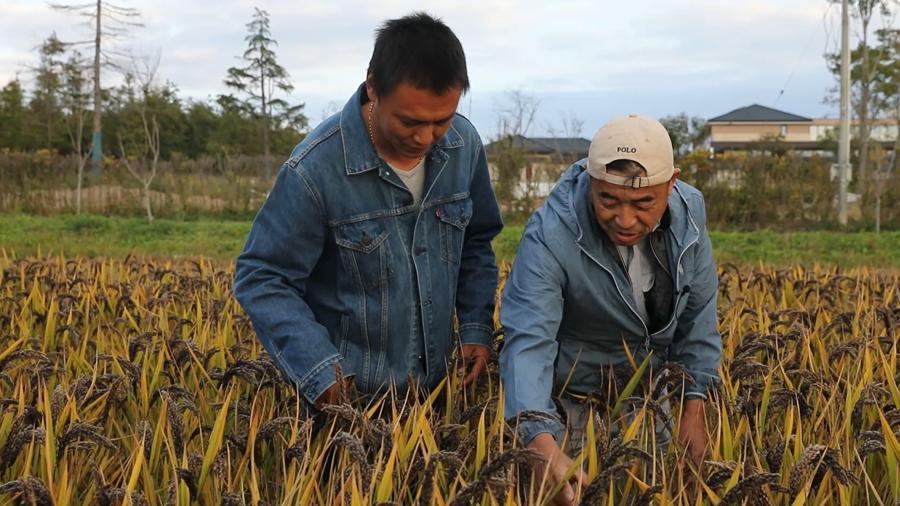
[234,13,502,410]
[500,115,721,504]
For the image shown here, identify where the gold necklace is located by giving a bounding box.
[367,101,426,169]
[367,101,377,147]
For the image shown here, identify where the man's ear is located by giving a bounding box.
[365,72,377,103]
[667,168,681,194]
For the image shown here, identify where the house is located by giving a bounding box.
[708,104,897,154]
[484,135,590,202]
[489,135,591,161]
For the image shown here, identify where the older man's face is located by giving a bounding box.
[589,173,678,246]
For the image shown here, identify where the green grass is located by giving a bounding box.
[0,214,249,261]
[709,229,900,268]
[1,214,899,268]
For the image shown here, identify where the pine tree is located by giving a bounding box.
[222,7,306,175]
[31,33,67,150]
[0,79,27,150]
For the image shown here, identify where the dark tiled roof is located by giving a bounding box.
[485,135,590,157]
[708,104,812,123]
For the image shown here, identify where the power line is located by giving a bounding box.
[773,2,834,107]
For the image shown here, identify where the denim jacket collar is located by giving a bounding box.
[339,83,464,176]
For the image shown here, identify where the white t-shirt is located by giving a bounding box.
[615,237,655,324]
[389,158,426,205]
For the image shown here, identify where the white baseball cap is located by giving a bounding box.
[587,114,675,188]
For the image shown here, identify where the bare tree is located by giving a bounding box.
[871,144,892,232]
[558,111,585,138]
[544,111,585,163]
[61,50,93,214]
[490,90,541,218]
[496,89,540,139]
[117,56,161,223]
[851,1,896,189]
[51,1,143,175]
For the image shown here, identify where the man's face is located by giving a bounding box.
[366,77,462,160]
[589,172,679,246]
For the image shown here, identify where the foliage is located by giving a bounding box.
[222,7,307,172]
[825,27,899,134]
[825,0,898,190]
[1,140,899,228]
[29,33,67,152]
[59,48,93,214]
[489,90,552,222]
[115,64,163,223]
[0,256,898,504]
[0,152,272,220]
[3,216,900,268]
[0,80,27,151]
[486,135,530,218]
[679,148,900,230]
[660,113,708,161]
[0,33,307,162]
[50,0,146,166]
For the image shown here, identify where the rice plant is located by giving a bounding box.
[0,254,897,504]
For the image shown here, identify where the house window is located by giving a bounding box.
[780,124,788,136]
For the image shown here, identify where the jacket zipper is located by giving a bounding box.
[576,244,651,349]
[649,233,672,280]
[651,232,699,337]
[578,227,700,352]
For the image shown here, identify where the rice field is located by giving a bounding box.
[0,255,898,505]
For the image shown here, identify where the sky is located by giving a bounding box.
[1,0,894,139]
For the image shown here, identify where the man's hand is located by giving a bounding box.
[527,433,588,506]
[314,377,354,409]
[678,398,708,471]
[460,344,491,387]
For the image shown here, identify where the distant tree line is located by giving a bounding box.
[0,7,306,164]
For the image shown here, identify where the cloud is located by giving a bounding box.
[0,0,864,133]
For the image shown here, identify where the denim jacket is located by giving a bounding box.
[499,162,721,444]
[234,84,502,405]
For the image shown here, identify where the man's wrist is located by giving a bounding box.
[513,414,565,446]
[458,323,493,347]
[527,432,559,450]
[682,398,705,416]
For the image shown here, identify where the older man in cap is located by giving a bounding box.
[499,115,721,504]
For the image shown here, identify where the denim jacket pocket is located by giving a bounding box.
[334,219,391,290]
[435,198,473,264]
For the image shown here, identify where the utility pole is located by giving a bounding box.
[837,0,851,226]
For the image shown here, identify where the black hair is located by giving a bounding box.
[605,159,647,177]
[368,12,469,97]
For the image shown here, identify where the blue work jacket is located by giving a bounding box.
[500,162,721,443]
